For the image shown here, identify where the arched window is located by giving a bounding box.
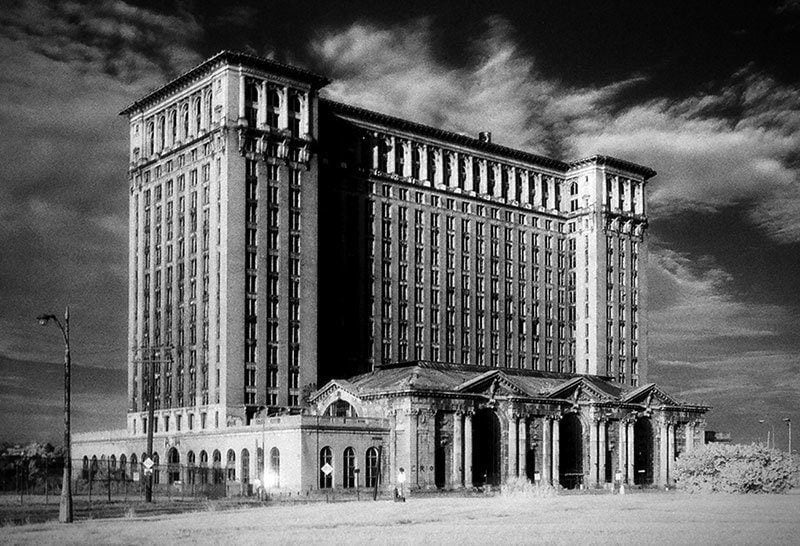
[194,97,202,133]
[241,449,250,484]
[146,122,154,156]
[130,453,138,479]
[213,450,223,484]
[267,89,280,128]
[82,456,89,480]
[152,452,160,484]
[245,80,259,128]
[167,448,180,484]
[290,94,301,113]
[170,110,177,144]
[119,454,127,479]
[256,447,264,480]
[226,449,236,481]
[378,138,389,172]
[158,116,165,151]
[182,104,190,140]
[319,446,332,489]
[110,454,117,470]
[288,93,302,137]
[269,447,280,488]
[90,456,98,480]
[199,450,209,485]
[206,91,213,128]
[366,447,379,488]
[324,400,357,418]
[187,451,196,485]
[343,447,356,489]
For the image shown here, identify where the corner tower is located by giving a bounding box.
[122,51,329,437]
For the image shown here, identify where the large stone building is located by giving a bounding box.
[73,50,708,494]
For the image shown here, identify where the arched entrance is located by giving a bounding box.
[167,447,180,484]
[559,413,584,489]
[634,417,654,485]
[472,408,501,486]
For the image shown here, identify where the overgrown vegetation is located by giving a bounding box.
[674,443,800,494]
[500,477,557,498]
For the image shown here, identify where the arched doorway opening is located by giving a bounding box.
[634,417,654,485]
[472,408,501,486]
[167,448,180,484]
[559,413,584,489]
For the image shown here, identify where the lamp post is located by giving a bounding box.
[783,418,792,457]
[37,307,73,523]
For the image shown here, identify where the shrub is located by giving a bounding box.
[500,476,557,498]
[674,443,799,494]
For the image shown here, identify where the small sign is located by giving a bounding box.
[133,471,140,482]
[615,471,623,482]
[534,472,541,482]
[144,468,153,476]
[143,457,154,470]
[321,463,333,475]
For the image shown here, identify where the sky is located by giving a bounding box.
[0,0,798,448]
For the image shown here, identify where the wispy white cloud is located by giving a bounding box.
[312,19,800,244]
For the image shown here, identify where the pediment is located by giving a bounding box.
[455,370,529,398]
[547,377,615,404]
[309,379,360,404]
[621,383,679,407]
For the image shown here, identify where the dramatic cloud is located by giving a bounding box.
[313,19,800,244]
[0,1,202,366]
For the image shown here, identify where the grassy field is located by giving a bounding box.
[2,491,799,545]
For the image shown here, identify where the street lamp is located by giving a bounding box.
[783,418,792,457]
[37,307,73,524]
[758,419,776,449]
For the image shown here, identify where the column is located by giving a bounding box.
[452,412,463,487]
[238,69,246,122]
[508,415,518,479]
[598,420,607,485]
[685,422,694,453]
[551,418,560,486]
[547,177,556,210]
[492,164,503,198]
[508,166,517,202]
[464,413,473,486]
[278,86,288,131]
[541,417,551,485]
[623,178,632,213]
[434,149,444,187]
[587,419,598,487]
[408,409,419,487]
[659,420,668,487]
[518,418,527,480]
[301,93,310,136]
[258,81,267,128]
[668,423,676,482]
[618,420,626,483]
[478,160,488,196]
[626,421,635,484]
[419,144,429,183]
[611,176,620,211]
[520,171,530,205]
[403,141,412,178]
[531,173,540,207]
[464,155,474,193]
[386,136,396,174]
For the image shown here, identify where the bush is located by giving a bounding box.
[674,443,799,494]
[500,477,557,498]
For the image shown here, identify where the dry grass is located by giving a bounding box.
[2,491,800,545]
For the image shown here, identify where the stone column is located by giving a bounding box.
[668,423,676,483]
[518,418,527,480]
[618,420,626,482]
[588,418,598,487]
[599,420,607,485]
[403,141,412,178]
[611,176,620,211]
[626,421,635,484]
[434,149,444,188]
[659,420,669,487]
[452,412,463,487]
[508,415,518,479]
[464,156,474,193]
[464,413,473,486]
[531,173,540,207]
[552,418,560,486]
[258,81,267,128]
[508,166,517,202]
[475,160,486,196]
[547,177,556,210]
[685,422,694,453]
[520,171,530,205]
[623,178,632,213]
[408,409,419,487]
[238,69,246,122]
[386,136,396,175]
[300,93,309,136]
[419,144,429,183]
[278,86,288,130]
[542,417,551,485]
[492,164,503,198]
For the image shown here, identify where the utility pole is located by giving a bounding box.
[144,346,172,502]
[37,307,73,523]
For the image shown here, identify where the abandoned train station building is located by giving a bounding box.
[73,50,709,494]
